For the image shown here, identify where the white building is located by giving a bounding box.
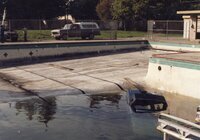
[177,10,200,41]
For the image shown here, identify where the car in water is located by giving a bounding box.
[195,105,200,124]
[51,22,100,40]
[127,90,168,113]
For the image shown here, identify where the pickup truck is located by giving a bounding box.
[51,22,100,40]
[0,27,18,42]
[4,29,18,42]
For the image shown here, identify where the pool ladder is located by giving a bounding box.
[157,113,200,140]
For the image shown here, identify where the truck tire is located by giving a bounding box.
[62,34,68,40]
[11,37,18,42]
[81,36,86,40]
[55,37,61,40]
[89,34,94,40]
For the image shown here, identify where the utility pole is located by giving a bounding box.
[1,8,6,26]
[65,0,74,24]
[0,1,7,43]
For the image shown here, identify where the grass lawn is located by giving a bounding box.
[16,30,148,41]
[17,30,53,41]
[96,30,147,39]
[151,33,183,37]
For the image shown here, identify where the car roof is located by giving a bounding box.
[75,22,98,25]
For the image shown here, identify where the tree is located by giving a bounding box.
[96,0,113,21]
[180,0,200,10]
[132,0,149,20]
[70,0,99,20]
[5,0,66,19]
[111,0,190,30]
[1,0,198,21]
[147,0,182,20]
[0,0,8,20]
[1,0,100,20]
[112,0,134,30]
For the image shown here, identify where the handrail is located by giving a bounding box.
[158,113,200,140]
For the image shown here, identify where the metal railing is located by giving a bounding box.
[157,113,200,140]
[147,20,184,41]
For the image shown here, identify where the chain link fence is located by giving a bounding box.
[147,20,185,41]
[4,19,120,30]
[0,19,186,42]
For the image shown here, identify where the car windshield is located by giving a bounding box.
[63,24,71,29]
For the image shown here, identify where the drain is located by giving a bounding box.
[158,66,162,71]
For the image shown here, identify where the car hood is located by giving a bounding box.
[51,29,60,33]
[4,31,18,35]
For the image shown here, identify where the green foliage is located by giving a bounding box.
[112,0,134,20]
[1,0,99,20]
[96,0,113,21]
[132,0,149,20]
[111,0,200,22]
[16,30,147,41]
[1,0,200,24]
[17,30,53,41]
[6,0,66,19]
[111,0,135,30]
[148,0,181,20]
[70,0,99,20]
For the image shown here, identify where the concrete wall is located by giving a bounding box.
[150,41,200,52]
[183,17,190,39]
[145,57,200,99]
[182,16,200,39]
[189,15,198,41]
[0,40,148,64]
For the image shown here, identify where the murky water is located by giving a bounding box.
[0,93,162,140]
[0,90,199,140]
[162,93,200,122]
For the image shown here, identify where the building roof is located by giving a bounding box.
[177,10,200,15]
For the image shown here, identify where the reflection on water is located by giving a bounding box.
[15,97,57,127]
[89,94,121,109]
[0,92,162,140]
[0,90,198,140]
